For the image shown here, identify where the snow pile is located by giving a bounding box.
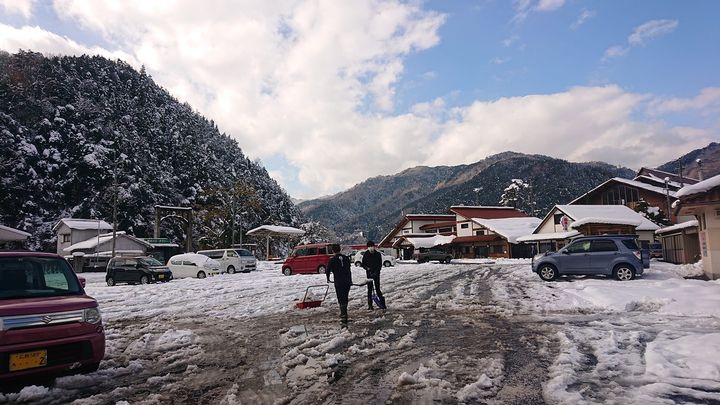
[645,332,720,382]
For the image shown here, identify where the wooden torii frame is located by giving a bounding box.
[154,205,193,252]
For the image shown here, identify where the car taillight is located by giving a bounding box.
[633,251,642,261]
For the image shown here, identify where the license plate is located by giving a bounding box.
[9,350,47,372]
[158,274,165,279]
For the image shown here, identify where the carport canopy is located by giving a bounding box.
[246,225,305,260]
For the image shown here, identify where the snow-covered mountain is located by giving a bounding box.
[657,142,720,181]
[0,51,300,250]
[299,153,636,242]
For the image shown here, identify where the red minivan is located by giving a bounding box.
[281,243,334,276]
[0,252,105,382]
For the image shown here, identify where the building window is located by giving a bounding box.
[62,234,71,243]
[475,230,485,236]
[491,244,504,254]
[460,223,469,229]
[554,214,564,225]
[439,227,452,233]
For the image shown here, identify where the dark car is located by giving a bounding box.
[532,235,650,282]
[0,252,105,383]
[105,256,173,286]
[413,248,453,264]
[649,242,663,259]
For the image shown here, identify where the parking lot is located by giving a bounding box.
[2,260,719,404]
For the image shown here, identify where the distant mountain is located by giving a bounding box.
[0,51,300,250]
[656,142,720,181]
[299,152,634,241]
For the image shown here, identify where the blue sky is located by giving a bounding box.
[1,1,718,198]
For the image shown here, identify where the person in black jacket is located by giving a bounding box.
[361,241,386,310]
[326,244,352,322]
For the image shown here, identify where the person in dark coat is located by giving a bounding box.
[326,243,352,321]
[361,241,385,310]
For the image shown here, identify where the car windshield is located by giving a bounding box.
[0,257,82,300]
[139,257,163,266]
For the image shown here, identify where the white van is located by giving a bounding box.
[197,248,257,274]
[167,253,221,279]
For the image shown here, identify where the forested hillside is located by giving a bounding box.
[0,51,300,250]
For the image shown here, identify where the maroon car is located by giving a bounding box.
[0,252,105,382]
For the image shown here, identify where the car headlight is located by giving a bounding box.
[84,307,102,324]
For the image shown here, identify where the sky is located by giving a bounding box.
[1,0,719,199]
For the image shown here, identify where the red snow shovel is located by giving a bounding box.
[295,285,329,309]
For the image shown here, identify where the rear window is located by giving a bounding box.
[621,239,639,250]
[236,249,254,257]
[139,257,163,266]
[0,257,82,300]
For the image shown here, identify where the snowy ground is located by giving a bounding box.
[2,259,719,404]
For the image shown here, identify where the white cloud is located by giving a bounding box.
[604,19,678,60]
[648,87,720,114]
[0,3,713,198]
[570,8,595,30]
[629,19,679,45]
[501,35,519,47]
[0,24,138,64]
[512,0,565,23]
[489,56,510,65]
[603,45,627,59]
[536,0,565,12]
[0,0,35,18]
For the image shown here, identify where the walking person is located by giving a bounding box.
[361,241,386,310]
[326,244,352,322]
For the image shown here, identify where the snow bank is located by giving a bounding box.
[645,332,720,382]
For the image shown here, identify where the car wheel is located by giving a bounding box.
[79,362,101,373]
[444,256,452,264]
[106,277,115,287]
[613,265,634,281]
[283,267,292,276]
[355,262,361,267]
[317,265,326,274]
[538,264,557,282]
[227,265,235,274]
[197,271,207,279]
[139,275,150,285]
[383,260,391,267]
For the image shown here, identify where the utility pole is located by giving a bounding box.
[678,160,684,187]
[697,159,704,181]
[664,177,672,224]
[111,142,119,258]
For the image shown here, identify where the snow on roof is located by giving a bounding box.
[676,174,720,198]
[471,217,542,244]
[516,231,581,242]
[557,205,660,231]
[570,177,677,204]
[570,217,642,228]
[404,234,456,249]
[656,220,699,235]
[53,218,113,232]
[0,224,31,241]
[246,225,305,236]
[63,231,152,252]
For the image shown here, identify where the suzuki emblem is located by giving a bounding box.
[41,315,53,324]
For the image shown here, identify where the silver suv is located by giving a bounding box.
[532,235,650,282]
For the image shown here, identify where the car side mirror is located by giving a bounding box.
[78,277,86,288]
